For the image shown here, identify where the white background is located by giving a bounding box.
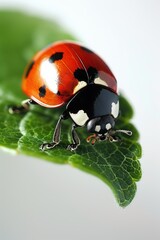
[0,0,160,239]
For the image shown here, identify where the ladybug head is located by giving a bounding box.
[86,115,132,144]
[86,115,115,141]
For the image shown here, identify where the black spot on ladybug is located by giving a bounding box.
[74,68,88,82]
[49,52,64,63]
[88,67,98,82]
[80,46,94,53]
[57,91,61,96]
[39,85,46,97]
[25,60,35,78]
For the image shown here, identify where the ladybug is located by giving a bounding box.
[9,41,132,151]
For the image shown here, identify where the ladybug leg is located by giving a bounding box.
[8,99,36,114]
[40,114,64,151]
[67,124,80,151]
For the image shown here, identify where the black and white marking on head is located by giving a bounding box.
[95,125,101,132]
[25,60,35,78]
[39,85,46,97]
[49,52,64,63]
[80,46,94,53]
[105,123,112,130]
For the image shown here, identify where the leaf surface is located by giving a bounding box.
[0,10,142,207]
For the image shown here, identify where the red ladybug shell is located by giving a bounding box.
[22,41,117,108]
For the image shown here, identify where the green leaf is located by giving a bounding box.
[0,10,142,207]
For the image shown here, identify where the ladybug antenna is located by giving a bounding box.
[114,129,132,136]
